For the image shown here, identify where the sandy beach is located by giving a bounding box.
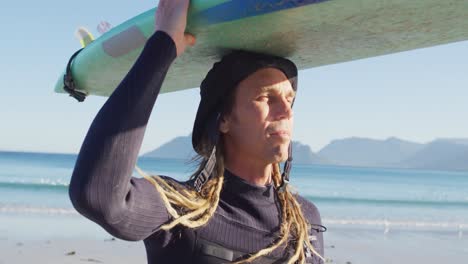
[1,224,467,264]
[0,237,146,264]
[325,227,468,264]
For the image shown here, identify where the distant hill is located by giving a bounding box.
[291,141,329,165]
[398,140,468,171]
[434,138,468,146]
[144,135,322,164]
[144,135,196,160]
[317,137,424,167]
[143,135,468,171]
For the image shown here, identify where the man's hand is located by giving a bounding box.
[155,0,196,57]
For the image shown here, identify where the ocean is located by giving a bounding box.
[1,150,468,241]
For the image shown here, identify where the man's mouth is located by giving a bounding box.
[269,130,290,138]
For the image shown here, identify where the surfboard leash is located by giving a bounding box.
[63,48,87,102]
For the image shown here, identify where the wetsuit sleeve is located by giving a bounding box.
[68,31,176,241]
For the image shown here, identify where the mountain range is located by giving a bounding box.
[143,136,468,171]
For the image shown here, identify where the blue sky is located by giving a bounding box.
[0,1,467,154]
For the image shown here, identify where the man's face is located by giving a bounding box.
[220,67,295,165]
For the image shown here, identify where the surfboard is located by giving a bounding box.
[55,0,468,100]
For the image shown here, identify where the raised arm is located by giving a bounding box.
[68,0,195,241]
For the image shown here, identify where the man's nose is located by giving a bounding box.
[277,97,293,120]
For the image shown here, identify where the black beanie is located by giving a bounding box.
[192,50,298,155]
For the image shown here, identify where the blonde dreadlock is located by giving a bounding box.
[136,148,225,230]
[137,152,324,264]
[231,163,324,264]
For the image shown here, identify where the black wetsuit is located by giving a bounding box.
[68,31,324,264]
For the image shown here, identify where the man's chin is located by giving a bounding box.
[272,147,290,163]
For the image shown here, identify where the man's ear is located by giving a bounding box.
[219,115,230,134]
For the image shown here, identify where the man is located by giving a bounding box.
[69,0,325,263]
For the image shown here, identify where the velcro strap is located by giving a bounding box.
[193,146,217,192]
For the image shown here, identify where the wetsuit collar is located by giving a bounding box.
[222,169,276,204]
